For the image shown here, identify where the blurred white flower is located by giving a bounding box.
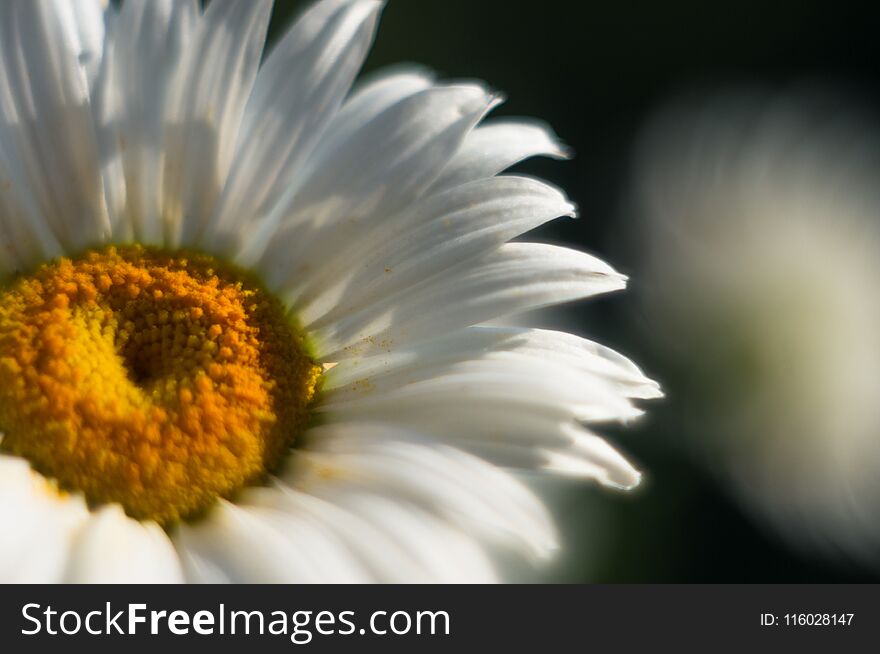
[632,90,880,567]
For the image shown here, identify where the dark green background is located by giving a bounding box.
[268,0,880,582]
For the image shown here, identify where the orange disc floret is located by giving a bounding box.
[0,245,321,525]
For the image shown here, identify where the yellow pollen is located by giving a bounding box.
[0,245,321,525]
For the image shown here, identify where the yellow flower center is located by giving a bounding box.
[0,245,321,525]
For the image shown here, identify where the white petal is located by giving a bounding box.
[292,176,576,327]
[0,136,63,275]
[430,119,569,192]
[173,548,232,584]
[63,505,183,583]
[0,0,110,253]
[319,358,642,483]
[95,0,199,243]
[249,66,435,289]
[318,332,646,488]
[243,486,445,582]
[0,456,89,583]
[175,499,369,584]
[319,65,435,154]
[101,0,271,246]
[285,84,499,218]
[258,483,496,583]
[326,326,661,402]
[323,326,508,389]
[325,494,497,583]
[50,0,107,87]
[205,0,382,254]
[321,355,641,423]
[542,424,642,489]
[486,327,663,400]
[251,83,500,273]
[314,243,627,359]
[164,0,273,247]
[291,429,557,558]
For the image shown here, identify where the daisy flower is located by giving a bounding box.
[632,90,880,568]
[0,0,658,583]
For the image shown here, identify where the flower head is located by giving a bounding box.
[0,0,657,583]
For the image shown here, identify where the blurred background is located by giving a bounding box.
[269,0,880,582]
